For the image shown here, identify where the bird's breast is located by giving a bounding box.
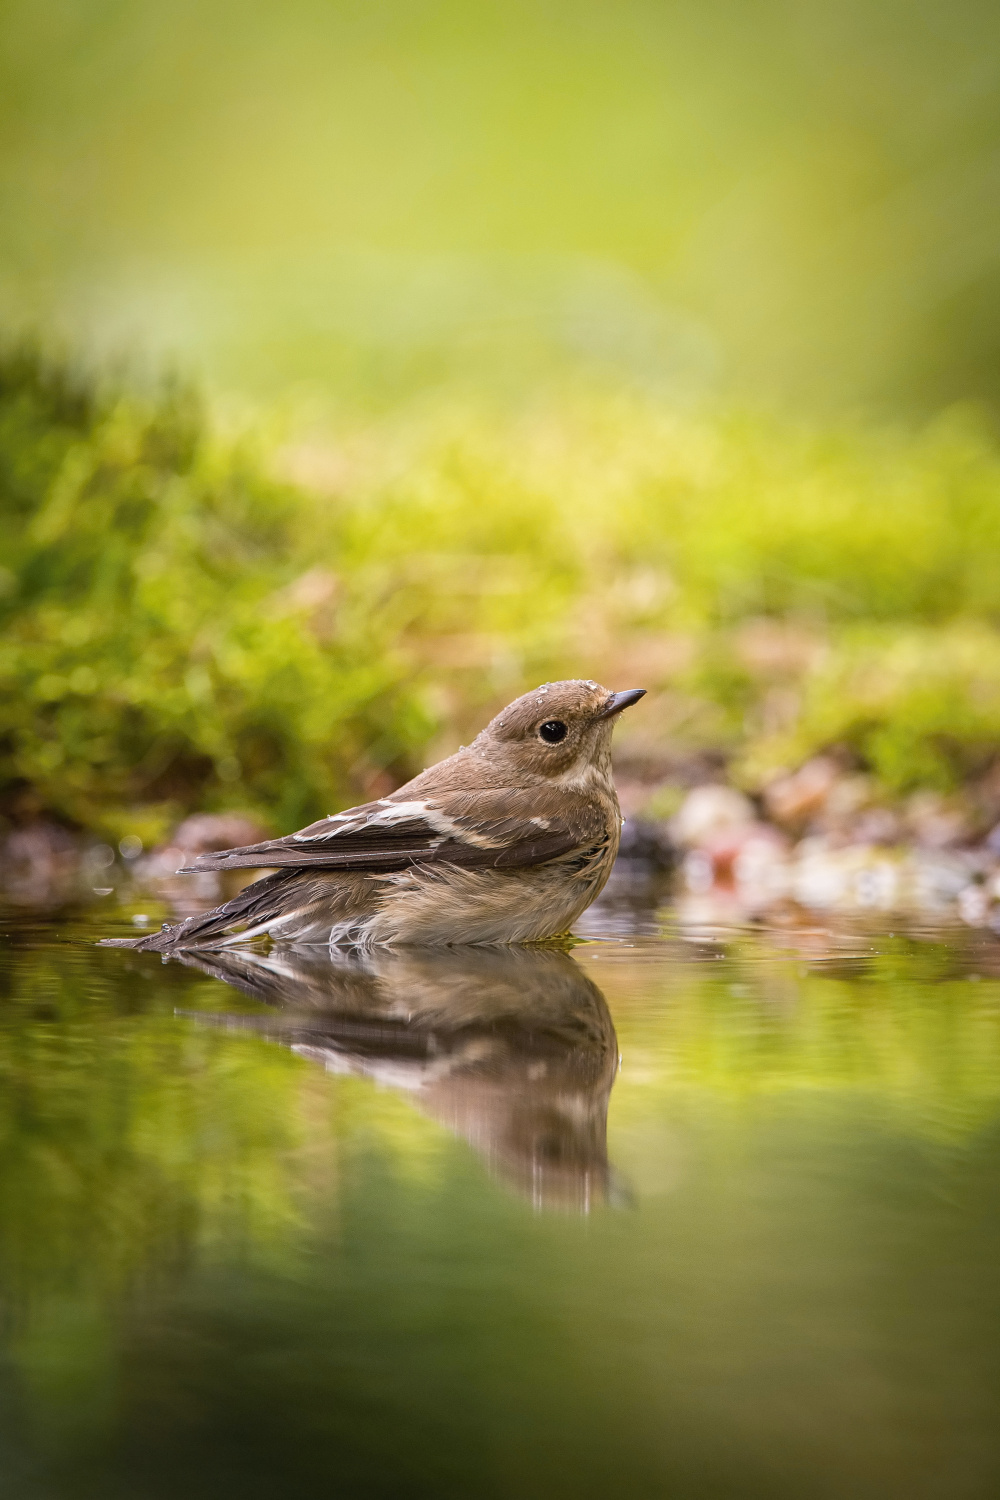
[361,843,616,946]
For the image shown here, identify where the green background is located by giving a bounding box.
[4,0,1000,410]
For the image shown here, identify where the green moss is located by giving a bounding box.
[5,346,1000,835]
[741,624,1000,792]
[0,346,435,841]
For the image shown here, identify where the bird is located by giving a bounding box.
[107,679,645,952]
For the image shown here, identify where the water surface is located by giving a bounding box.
[1,904,999,1498]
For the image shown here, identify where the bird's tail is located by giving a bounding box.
[100,871,294,953]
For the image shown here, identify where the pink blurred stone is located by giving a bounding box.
[672,785,755,847]
[137,813,272,918]
[763,757,841,832]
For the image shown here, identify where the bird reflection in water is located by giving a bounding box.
[177,945,620,1212]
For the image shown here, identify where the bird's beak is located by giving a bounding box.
[596,688,646,720]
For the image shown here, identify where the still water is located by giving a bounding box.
[1,898,999,1499]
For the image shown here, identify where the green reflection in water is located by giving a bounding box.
[591,936,1000,1144]
[0,917,998,1498]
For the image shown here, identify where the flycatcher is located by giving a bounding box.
[109,679,645,951]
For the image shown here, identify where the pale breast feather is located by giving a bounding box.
[177,790,606,875]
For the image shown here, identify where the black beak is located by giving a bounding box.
[596,688,646,720]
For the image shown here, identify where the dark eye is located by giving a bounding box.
[538,719,568,744]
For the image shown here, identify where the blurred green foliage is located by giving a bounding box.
[0,346,436,842]
[6,345,1000,839]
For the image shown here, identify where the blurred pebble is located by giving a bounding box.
[0,822,83,906]
[671,785,754,846]
[763,757,840,831]
[136,812,273,918]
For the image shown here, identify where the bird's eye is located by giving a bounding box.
[538,719,568,744]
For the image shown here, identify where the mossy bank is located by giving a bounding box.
[5,344,1000,850]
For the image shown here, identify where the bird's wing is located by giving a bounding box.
[177,788,607,875]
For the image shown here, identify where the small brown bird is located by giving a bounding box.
[111,679,645,952]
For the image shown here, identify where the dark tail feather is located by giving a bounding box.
[100,871,294,953]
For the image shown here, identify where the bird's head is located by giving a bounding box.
[471,680,646,787]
